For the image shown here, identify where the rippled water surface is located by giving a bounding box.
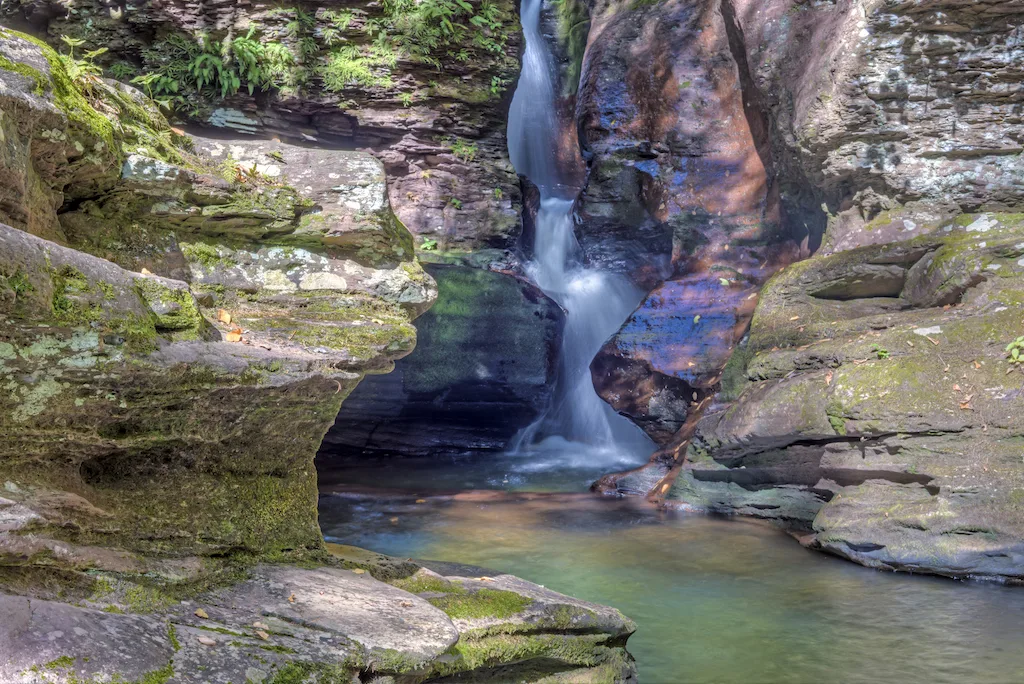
[320,490,1024,684]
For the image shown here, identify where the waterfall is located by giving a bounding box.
[506,0,654,470]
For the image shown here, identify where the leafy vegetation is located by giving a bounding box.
[117,0,515,106]
[1007,336,1024,366]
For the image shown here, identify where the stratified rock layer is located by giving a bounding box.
[9,0,524,252]
[0,28,431,565]
[667,213,1024,581]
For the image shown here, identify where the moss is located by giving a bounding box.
[428,587,532,620]
[392,572,531,620]
[266,661,356,683]
[391,573,457,594]
[167,623,180,652]
[44,656,76,670]
[427,633,615,679]
[123,583,175,613]
[180,241,236,270]
[0,54,45,95]
[13,30,117,159]
[828,414,847,436]
[133,278,204,333]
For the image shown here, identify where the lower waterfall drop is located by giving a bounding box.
[506,0,654,472]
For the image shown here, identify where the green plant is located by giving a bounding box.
[1007,336,1024,365]
[448,197,462,209]
[58,35,108,89]
[321,45,379,89]
[399,91,414,107]
[420,238,438,251]
[492,187,503,200]
[108,61,137,80]
[489,75,507,96]
[446,137,478,162]
[871,344,890,360]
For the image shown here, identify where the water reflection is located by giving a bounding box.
[320,490,1024,684]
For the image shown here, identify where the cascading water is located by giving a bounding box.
[505,0,654,475]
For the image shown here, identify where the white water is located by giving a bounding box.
[506,0,654,469]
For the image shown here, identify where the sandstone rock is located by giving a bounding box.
[0,561,636,683]
[13,0,525,251]
[666,213,1024,580]
[0,30,433,570]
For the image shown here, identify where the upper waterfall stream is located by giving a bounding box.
[505,0,654,471]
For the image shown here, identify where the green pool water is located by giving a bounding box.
[320,490,1024,684]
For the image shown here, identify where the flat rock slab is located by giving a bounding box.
[0,594,174,682]
[191,565,459,662]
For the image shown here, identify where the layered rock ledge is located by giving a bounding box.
[0,28,637,681]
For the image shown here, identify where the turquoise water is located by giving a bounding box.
[320,489,1024,684]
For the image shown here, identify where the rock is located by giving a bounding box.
[0,30,432,570]
[0,561,636,683]
[16,0,525,252]
[664,213,1024,581]
[574,0,805,443]
[319,265,563,467]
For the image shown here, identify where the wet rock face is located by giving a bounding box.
[319,265,563,469]
[10,0,524,252]
[667,213,1024,581]
[0,31,433,565]
[576,0,802,444]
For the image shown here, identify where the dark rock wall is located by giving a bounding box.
[318,264,563,471]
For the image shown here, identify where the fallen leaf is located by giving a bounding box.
[256,630,270,641]
[974,360,982,369]
[352,568,366,575]
[390,517,399,524]
[476,577,495,582]
[415,499,427,504]
[400,601,413,607]
[789,315,800,321]
[288,593,296,603]
[687,361,695,367]
[170,126,186,136]
[253,621,269,630]
[953,384,962,392]
[825,370,833,386]
[198,636,216,646]
[194,608,209,619]
[217,309,232,325]
[693,315,701,324]
[226,328,243,343]
[926,336,940,346]
[906,340,914,347]
[852,359,868,365]
[140,267,153,276]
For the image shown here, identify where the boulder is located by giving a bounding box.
[0,559,637,683]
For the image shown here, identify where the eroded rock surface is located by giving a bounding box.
[8,0,524,252]
[0,559,636,683]
[667,213,1024,581]
[0,28,432,570]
